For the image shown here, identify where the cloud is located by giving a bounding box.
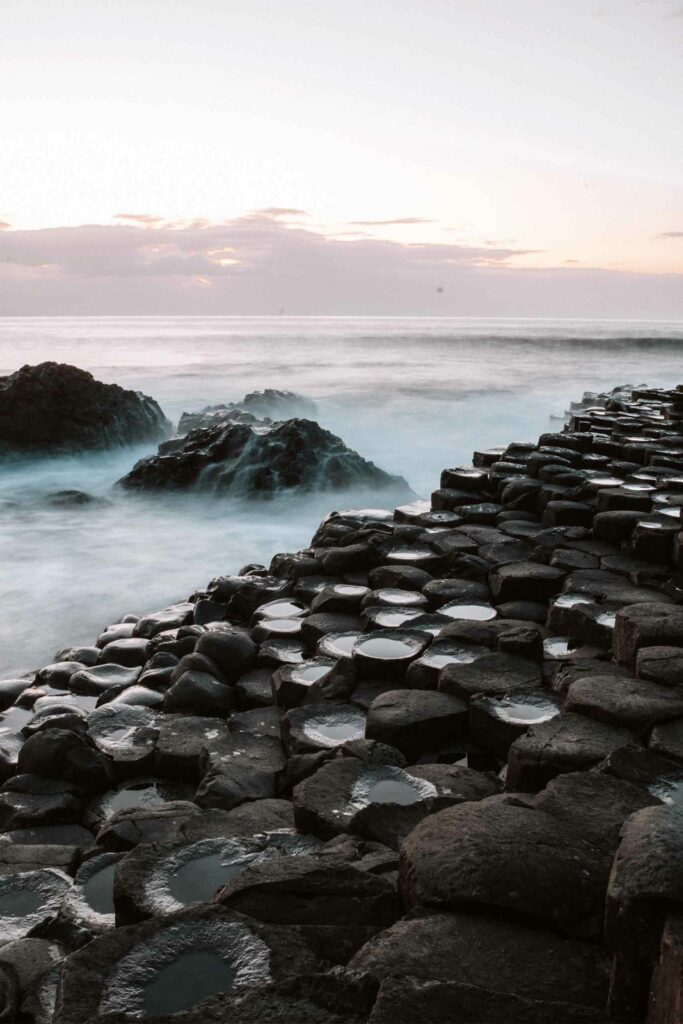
[253,207,308,218]
[0,210,680,317]
[0,222,11,231]
[114,213,165,225]
[659,231,683,238]
[348,217,435,226]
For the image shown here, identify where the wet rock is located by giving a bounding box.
[179,389,318,432]
[119,417,410,498]
[69,663,141,695]
[0,937,63,1020]
[195,628,257,681]
[647,914,683,1024]
[53,905,318,1023]
[163,670,234,716]
[365,690,467,760]
[272,658,337,707]
[87,704,158,776]
[367,565,432,590]
[99,637,150,668]
[0,362,170,458]
[0,679,33,712]
[348,912,610,1013]
[17,729,114,793]
[0,867,71,942]
[404,639,483,689]
[507,712,636,791]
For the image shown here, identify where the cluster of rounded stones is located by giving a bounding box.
[1,382,683,1023]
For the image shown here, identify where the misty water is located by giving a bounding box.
[0,315,682,674]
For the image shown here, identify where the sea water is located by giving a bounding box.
[0,315,681,673]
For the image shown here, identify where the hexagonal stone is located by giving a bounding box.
[636,645,683,686]
[489,562,565,603]
[53,905,317,1023]
[282,705,366,755]
[365,690,467,760]
[469,690,563,759]
[439,652,541,702]
[507,712,636,791]
[614,604,683,665]
[154,716,231,781]
[566,673,683,733]
[0,868,72,942]
[347,912,610,1015]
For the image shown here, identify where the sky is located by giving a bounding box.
[1,0,682,316]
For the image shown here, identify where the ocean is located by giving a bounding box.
[0,315,681,675]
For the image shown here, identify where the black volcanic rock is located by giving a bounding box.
[118,418,411,497]
[0,362,171,457]
[177,388,318,433]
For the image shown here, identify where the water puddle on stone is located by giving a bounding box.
[106,783,165,816]
[543,637,573,658]
[168,852,252,905]
[318,632,361,658]
[291,663,331,684]
[83,862,117,915]
[260,618,302,634]
[440,602,497,621]
[554,593,591,608]
[257,600,306,619]
[370,609,422,628]
[373,589,426,607]
[491,695,561,726]
[303,710,366,747]
[0,887,43,916]
[387,546,434,563]
[354,636,418,660]
[422,643,481,667]
[143,951,236,1017]
[350,765,437,808]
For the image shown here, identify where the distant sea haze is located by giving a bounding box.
[0,315,681,674]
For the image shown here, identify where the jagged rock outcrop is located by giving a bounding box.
[0,363,171,458]
[177,389,318,434]
[118,418,411,498]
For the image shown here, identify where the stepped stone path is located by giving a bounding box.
[1,382,683,1023]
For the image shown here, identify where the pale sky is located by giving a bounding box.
[1,0,683,315]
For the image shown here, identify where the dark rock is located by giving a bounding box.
[615,603,683,665]
[469,690,563,759]
[163,671,234,716]
[0,362,170,458]
[98,638,150,667]
[489,561,565,602]
[439,652,541,701]
[0,774,82,830]
[154,716,231,781]
[636,644,683,686]
[348,911,610,1012]
[195,732,287,810]
[566,672,683,733]
[17,729,113,793]
[216,854,400,927]
[365,690,467,760]
[119,417,411,498]
[195,628,257,681]
[606,804,683,1022]
[507,712,636,791]
[52,905,318,1023]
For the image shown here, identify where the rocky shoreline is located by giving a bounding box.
[1,382,682,1023]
